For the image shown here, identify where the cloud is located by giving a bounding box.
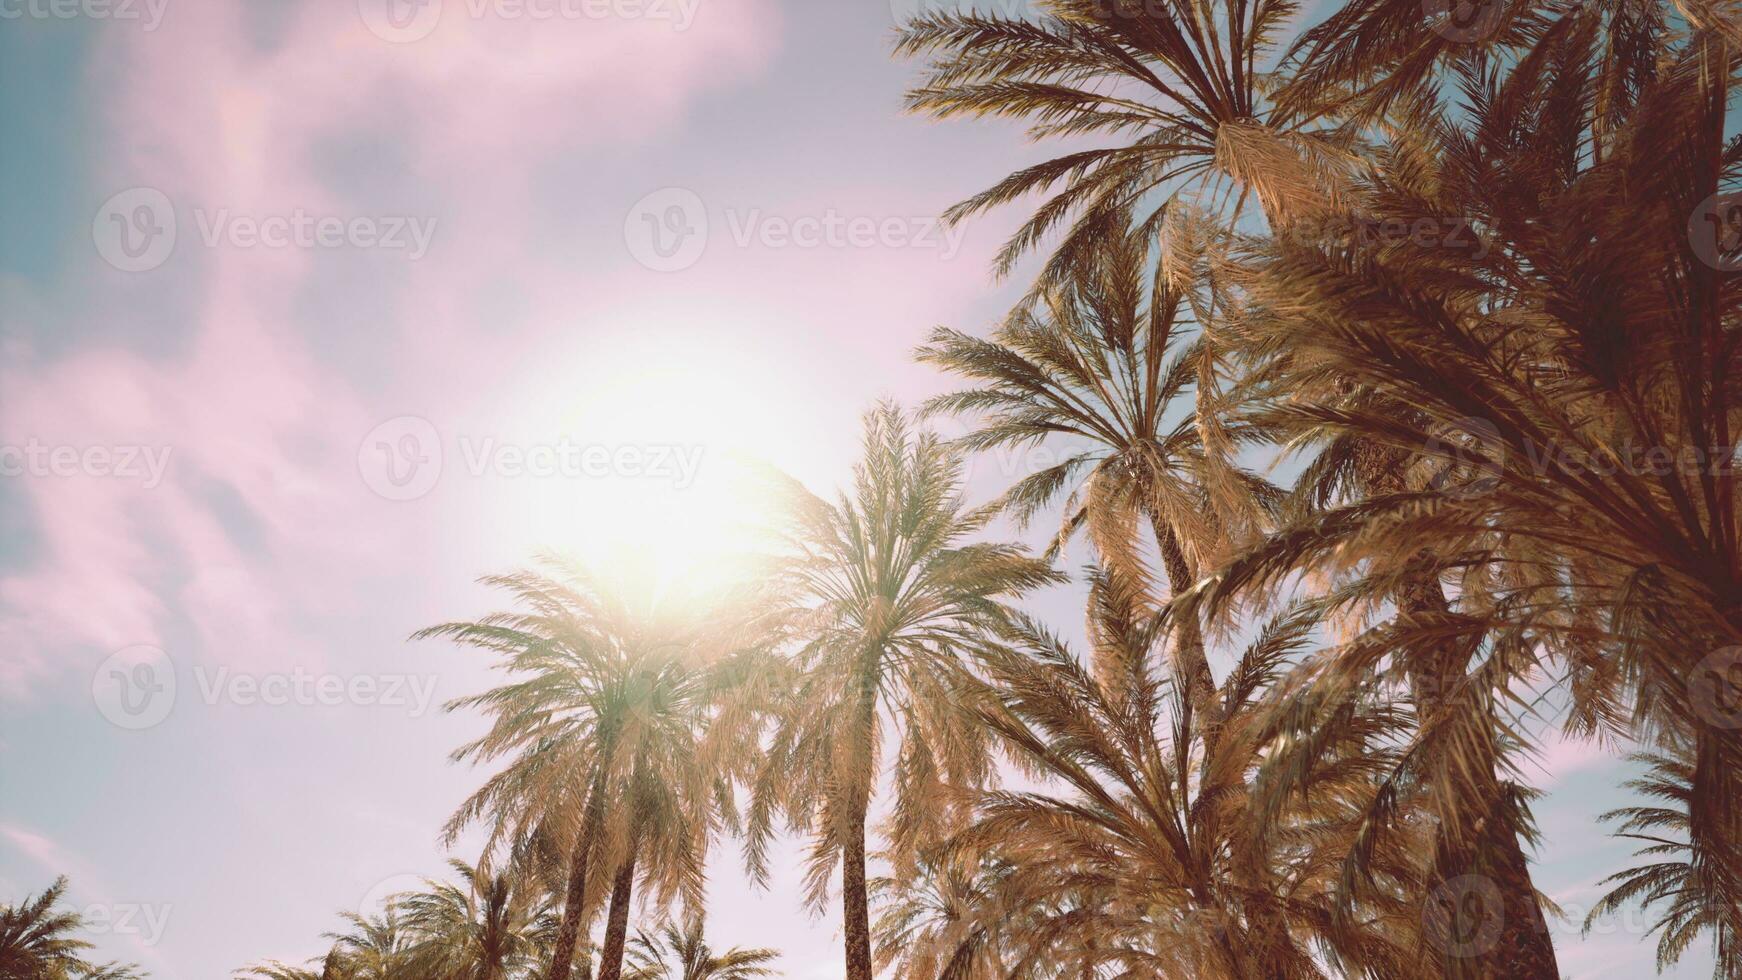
[0,0,781,690]
[1528,729,1619,785]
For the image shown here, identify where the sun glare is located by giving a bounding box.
[486,323,802,597]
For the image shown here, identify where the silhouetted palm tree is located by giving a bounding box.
[399,858,554,980]
[1587,750,1742,978]
[896,0,1353,281]
[746,403,1062,980]
[918,225,1276,720]
[947,579,1416,978]
[0,877,145,980]
[1193,9,1742,973]
[420,561,773,980]
[623,919,778,980]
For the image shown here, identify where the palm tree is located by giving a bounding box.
[399,858,554,980]
[1190,9,1742,973]
[0,877,144,980]
[322,910,418,980]
[416,564,626,980]
[420,561,776,980]
[948,580,1418,978]
[917,225,1276,720]
[237,962,336,980]
[622,919,778,980]
[870,850,1021,980]
[895,0,1353,281]
[1586,750,1742,978]
[745,403,1063,980]
[238,945,358,980]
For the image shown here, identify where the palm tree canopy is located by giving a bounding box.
[0,877,145,980]
[747,402,1064,899]
[623,919,779,980]
[896,0,1356,279]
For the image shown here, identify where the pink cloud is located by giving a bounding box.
[0,0,782,689]
[1531,729,1619,784]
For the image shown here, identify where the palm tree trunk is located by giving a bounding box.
[595,839,640,980]
[551,769,609,980]
[842,786,875,980]
[1474,794,1558,979]
[1401,560,1558,979]
[842,682,877,980]
[1350,440,1557,978]
[1149,510,1217,717]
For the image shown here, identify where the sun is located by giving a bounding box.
[483,321,803,597]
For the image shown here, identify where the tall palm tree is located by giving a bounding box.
[416,564,628,980]
[949,580,1418,978]
[237,960,339,980]
[622,919,778,980]
[0,877,144,980]
[917,225,1276,719]
[420,561,775,980]
[238,945,360,980]
[745,403,1063,980]
[321,910,418,980]
[398,858,554,980]
[895,0,1353,281]
[1586,750,1742,978]
[870,850,1022,980]
[1192,9,1742,973]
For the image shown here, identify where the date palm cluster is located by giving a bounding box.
[12,0,1740,977]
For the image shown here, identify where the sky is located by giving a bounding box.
[0,1,1716,977]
